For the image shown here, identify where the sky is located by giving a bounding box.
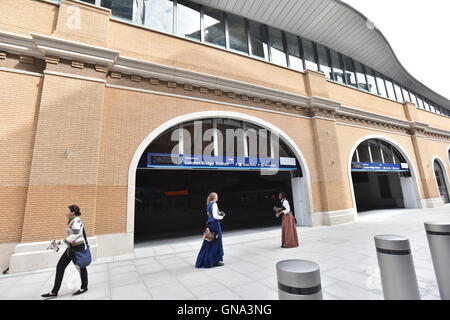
[342,0,450,100]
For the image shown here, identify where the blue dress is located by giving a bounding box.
[195,201,224,268]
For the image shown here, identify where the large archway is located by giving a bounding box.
[348,135,421,213]
[127,111,313,243]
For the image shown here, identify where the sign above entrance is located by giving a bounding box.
[146,153,298,171]
[351,162,409,172]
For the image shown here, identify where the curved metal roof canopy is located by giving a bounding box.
[191,0,450,110]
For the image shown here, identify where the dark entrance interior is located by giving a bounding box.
[352,172,405,212]
[134,169,294,242]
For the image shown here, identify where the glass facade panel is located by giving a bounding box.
[176,0,201,41]
[375,73,388,98]
[203,7,225,47]
[268,27,287,67]
[410,92,417,106]
[368,140,383,163]
[417,96,424,109]
[81,0,96,4]
[429,102,436,113]
[393,83,403,102]
[330,50,344,83]
[402,87,411,102]
[354,61,368,91]
[424,100,431,111]
[343,56,356,87]
[142,0,173,33]
[384,78,395,100]
[248,21,269,60]
[380,141,394,164]
[101,0,133,20]
[227,14,248,54]
[301,38,318,71]
[317,44,332,79]
[285,33,303,71]
[357,141,371,163]
[366,68,378,94]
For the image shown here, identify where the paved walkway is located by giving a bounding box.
[1,205,449,300]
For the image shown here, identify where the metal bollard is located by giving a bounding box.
[424,222,450,300]
[374,235,420,300]
[276,259,322,300]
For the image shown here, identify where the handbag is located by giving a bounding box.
[202,226,218,242]
[73,228,92,268]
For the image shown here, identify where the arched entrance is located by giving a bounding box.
[349,136,420,213]
[127,111,313,243]
[433,158,450,204]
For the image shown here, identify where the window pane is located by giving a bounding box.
[376,73,388,98]
[301,38,318,71]
[393,148,405,164]
[203,7,225,47]
[176,0,201,41]
[249,21,269,60]
[268,27,287,67]
[429,102,436,113]
[385,78,395,100]
[142,0,173,33]
[81,0,96,4]
[227,14,248,54]
[354,61,368,90]
[410,92,417,106]
[393,83,403,102]
[368,140,383,163]
[357,141,371,163]
[285,33,303,71]
[317,44,332,79]
[343,56,356,87]
[402,88,411,103]
[423,100,430,111]
[366,67,378,94]
[330,50,344,83]
[417,96,424,109]
[380,141,394,164]
[101,0,133,20]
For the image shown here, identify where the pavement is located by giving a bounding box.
[0,205,449,300]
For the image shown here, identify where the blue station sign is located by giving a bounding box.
[351,162,409,172]
[146,153,298,171]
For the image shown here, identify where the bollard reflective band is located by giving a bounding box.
[278,282,321,295]
[376,247,411,255]
[426,231,450,236]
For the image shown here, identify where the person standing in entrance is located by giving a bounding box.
[275,192,299,248]
[41,205,88,298]
[196,192,225,268]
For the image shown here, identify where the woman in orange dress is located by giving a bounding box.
[276,192,299,248]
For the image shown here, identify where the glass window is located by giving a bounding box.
[417,96,424,109]
[203,7,225,47]
[365,67,378,94]
[393,83,403,102]
[380,141,394,164]
[176,0,201,41]
[429,102,436,113]
[343,56,356,87]
[268,27,287,67]
[368,140,383,163]
[142,0,173,33]
[357,141,371,163]
[316,44,332,79]
[101,0,134,20]
[384,78,395,100]
[285,33,303,71]
[375,73,388,98]
[330,50,344,83]
[354,61,368,91]
[410,92,417,106]
[424,100,431,111]
[81,0,96,4]
[301,38,318,71]
[402,87,411,103]
[248,21,269,60]
[227,13,248,54]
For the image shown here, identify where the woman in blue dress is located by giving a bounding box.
[195,192,225,268]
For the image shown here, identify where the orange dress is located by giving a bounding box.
[280,199,299,248]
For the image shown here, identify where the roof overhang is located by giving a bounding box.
[191,0,450,109]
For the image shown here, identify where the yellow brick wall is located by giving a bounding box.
[0,71,42,243]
